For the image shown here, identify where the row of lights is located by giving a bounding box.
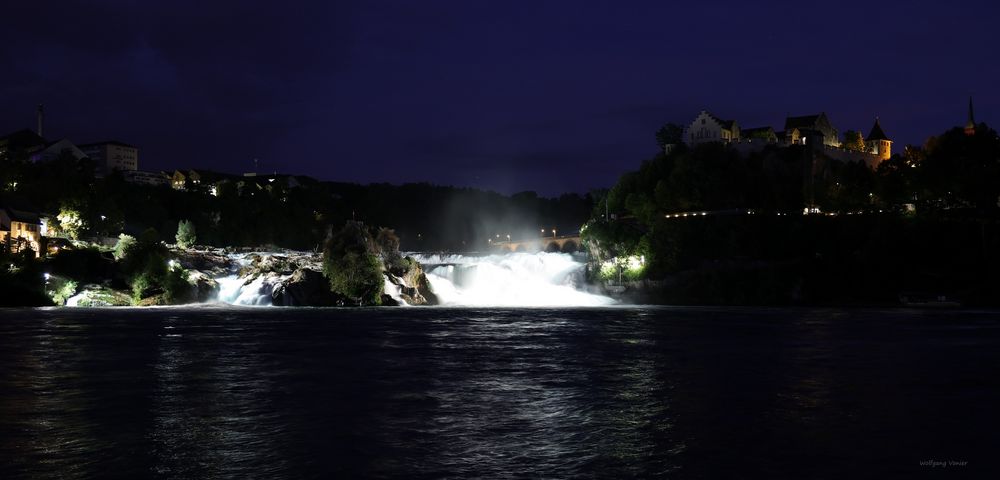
[665,212,709,218]
[665,207,887,219]
[487,234,512,244]
[487,228,558,243]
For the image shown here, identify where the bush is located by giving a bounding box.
[56,206,87,240]
[113,234,136,260]
[130,272,155,303]
[116,227,194,304]
[176,220,196,249]
[163,267,193,303]
[46,276,78,305]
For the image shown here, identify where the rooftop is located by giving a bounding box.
[78,140,138,149]
[866,119,889,141]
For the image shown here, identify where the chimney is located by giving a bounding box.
[37,104,44,137]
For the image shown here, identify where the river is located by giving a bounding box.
[1,306,998,478]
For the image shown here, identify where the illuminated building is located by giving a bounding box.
[0,206,43,257]
[685,110,740,145]
[865,118,892,163]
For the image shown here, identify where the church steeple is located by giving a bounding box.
[965,96,976,136]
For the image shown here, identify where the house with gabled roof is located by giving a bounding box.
[685,110,741,145]
[676,107,898,169]
[27,138,90,163]
[0,196,43,257]
[783,113,839,147]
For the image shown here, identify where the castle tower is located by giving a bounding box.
[865,117,891,163]
[965,96,976,136]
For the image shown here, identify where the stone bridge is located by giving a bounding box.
[493,235,582,253]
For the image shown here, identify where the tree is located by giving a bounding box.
[656,123,684,149]
[376,227,405,272]
[176,220,196,249]
[843,130,866,152]
[918,124,1000,211]
[56,206,87,240]
[322,221,383,305]
[113,234,137,260]
[376,227,400,255]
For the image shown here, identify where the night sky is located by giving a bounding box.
[2,1,996,195]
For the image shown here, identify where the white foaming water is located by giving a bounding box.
[217,274,284,305]
[413,252,615,307]
[214,253,295,306]
[383,277,409,306]
[65,292,87,307]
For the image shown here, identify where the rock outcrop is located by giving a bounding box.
[67,284,132,307]
[384,257,438,305]
[272,268,350,306]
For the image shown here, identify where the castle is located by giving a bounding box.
[682,109,892,167]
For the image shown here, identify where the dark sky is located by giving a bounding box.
[2,1,996,195]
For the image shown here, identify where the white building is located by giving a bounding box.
[79,141,139,176]
[684,111,740,145]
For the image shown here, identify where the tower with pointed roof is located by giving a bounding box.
[965,96,976,136]
[865,117,891,163]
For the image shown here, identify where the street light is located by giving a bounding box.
[540,228,545,237]
[552,228,557,238]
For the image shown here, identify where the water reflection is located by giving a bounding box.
[1,307,998,478]
[366,310,683,477]
[149,314,286,477]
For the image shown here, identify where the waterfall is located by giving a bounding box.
[413,252,615,307]
[383,276,409,306]
[216,274,285,305]
[210,250,614,307]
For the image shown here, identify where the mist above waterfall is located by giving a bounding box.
[414,252,614,307]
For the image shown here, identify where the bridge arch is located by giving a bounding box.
[560,240,578,253]
[545,242,561,252]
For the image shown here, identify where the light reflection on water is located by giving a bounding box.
[0,307,998,478]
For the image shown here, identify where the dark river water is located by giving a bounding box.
[0,307,998,479]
